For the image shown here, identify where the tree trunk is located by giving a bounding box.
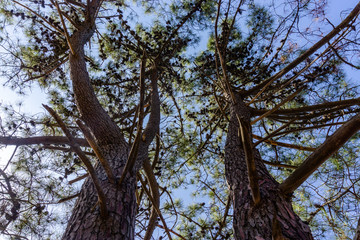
[224,97,313,239]
[62,144,138,239]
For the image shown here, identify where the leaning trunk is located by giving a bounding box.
[61,5,143,237]
[62,144,139,239]
[224,97,313,239]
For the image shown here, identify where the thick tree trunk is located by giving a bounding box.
[62,143,139,239]
[225,97,313,239]
[60,2,143,237]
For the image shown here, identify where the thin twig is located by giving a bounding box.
[24,56,68,83]
[253,118,297,147]
[262,160,297,170]
[246,2,360,101]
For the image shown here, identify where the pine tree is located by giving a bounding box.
[0,1,360,239]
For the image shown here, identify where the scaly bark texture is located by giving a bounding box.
[62,144,138,239]
[61,1,160,238]
[225,96,313,239]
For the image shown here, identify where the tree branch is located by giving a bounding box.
[58,192,80,203]
[251,87,304,124]
[279,113,360,195]
[12,0,64,34]
[251,98,360,116]
[0,168,20,227]
[262,160,297,170]
[141,159,160,240]
[245,2,360,99]
[253,118,297,147]
[354,217,360,240]
[307,177,360,222]
[43,104,108,219]
[237,116,261,205]
[134,65,161,171]
[54,0,75,55]
[138,174,173,240]
[68,173,89,185]
[330,45,360,70]
[0,136,88,147]
[252,134,316,151]
[213,195,232,240]
[76,120,115,184]
[118,54,147,186]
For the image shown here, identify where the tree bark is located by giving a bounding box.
[62,144,138,239]
[60,1,160,238]
[225,96,313,239]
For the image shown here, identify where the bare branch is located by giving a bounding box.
[251,98,360,116]
[331,45,360,69]
[65,0,86,8]
[253,118,297,147]
[41,145,95,156]
[58,193,80,203]
[262,160,297,170]
[307,177,360,222]
[0,168,20,228]
[213,195,232,240]
[157,225,186,240]
[23,56,68,83]
[354,217,360,240]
